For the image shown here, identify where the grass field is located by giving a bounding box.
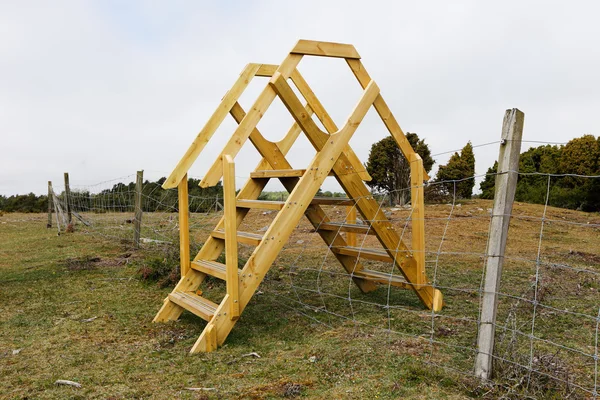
[1,199,599,399]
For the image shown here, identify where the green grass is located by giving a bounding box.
[1,200,598,399]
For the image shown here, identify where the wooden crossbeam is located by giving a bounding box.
[291,39,361,59]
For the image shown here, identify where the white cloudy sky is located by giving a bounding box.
[1,1,599,195]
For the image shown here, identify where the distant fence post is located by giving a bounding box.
[63,172,72,224]
[475,108,525,380]
[133,170,144,248]
[47,181,53,228]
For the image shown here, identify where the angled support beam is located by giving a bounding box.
[345,59,430,181]
[290,70,372,181]
[200,55,303,188]
[163,63,262,189]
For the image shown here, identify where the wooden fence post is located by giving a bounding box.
[63,173,72,224]
[178,173,190,276]
[133,170,144,249]
[223,155,240,320]
[475,108,525,380]
[47,181,53,228]
[410,153,426,286]
[346,206,357,247]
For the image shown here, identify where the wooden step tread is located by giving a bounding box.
[331,246,409,263]
[318,222,375,235]
[236,197,355,210]
[251,169,306,178]
[191,259,240,280]
[251,169,335,178]
[236,199,285,210]
[212,229,263,246]
[168,292,218,322]
[311,197,355,206]
[354,269,410,288]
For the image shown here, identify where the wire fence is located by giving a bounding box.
[46,166,600,398]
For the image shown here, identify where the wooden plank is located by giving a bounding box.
[410,154,426,286]
[311,197,355,206]
[475,108,525,380]
[291,39,361,59]
[346,206,357,247]
[162,63,261,189]
[251,169,306,178]
[290,69,372,181]
[205,323,217,352]
[255,64,279,77]
[167,292,218,322]
[191,76,380,351]
[223,155,240,319]
[177,173,190,276]
[354,269,411,289]
[345,59,430,181]
[191,259,229,280]
[318,221,374,235]
[236,199,285,210]
[211,229,263,246]
[332,245,397,263]
[200,54,303,188]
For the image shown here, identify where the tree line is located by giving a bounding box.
[2,135,598,213]
[365,133,599,211]
[0,178,223,214]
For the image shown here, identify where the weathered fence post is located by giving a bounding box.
[63,172,72,224]
[133,170,144,249]
[475,108,525,380]
[47,181,53,228]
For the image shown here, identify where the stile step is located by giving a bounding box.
[317,222,375,235]
[211,229,263,246]
[331,246,410,263]
[168,292,218,322]
[250,169,335,178]
[354,269,411,289]
[236,199,285,210]
[191,259,240,280]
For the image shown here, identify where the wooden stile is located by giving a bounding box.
[152,40,444,354]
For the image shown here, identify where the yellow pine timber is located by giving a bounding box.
[178,174,190,277]
[200,54,303,188]
[345,58,430,181]
[290,70,371,181]
[223,155,240,319]
[291,39,361,59]
[410,153,426,286]
[163,63,261,189]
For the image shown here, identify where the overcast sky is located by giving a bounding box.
[1,1,599,195]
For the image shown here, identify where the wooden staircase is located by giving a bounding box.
[152,40,443,353]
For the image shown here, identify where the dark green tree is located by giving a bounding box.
[365,133,434,205]
[479,161,498,199]
[435,142,476,198]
